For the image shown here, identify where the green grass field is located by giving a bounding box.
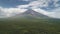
[0,18,60,34]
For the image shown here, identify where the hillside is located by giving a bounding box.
[0,9,60,34]
[0,16,60,34]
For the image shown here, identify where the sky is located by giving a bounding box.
[0,0,60,18]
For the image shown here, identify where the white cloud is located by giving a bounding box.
[0,7,27,17]
[28,0,60,8]
[33,8,60,18]
[33,8,52,15]
[16,0,50,9]
[17,5,29,9]
[17,0,60,9]
[29,0,49,8]
[48,7,60,18]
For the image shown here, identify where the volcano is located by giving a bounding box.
[14,9,49,19]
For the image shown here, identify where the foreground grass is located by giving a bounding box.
[0,18,60,34]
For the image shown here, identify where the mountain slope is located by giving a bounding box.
[14,9,49,19]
